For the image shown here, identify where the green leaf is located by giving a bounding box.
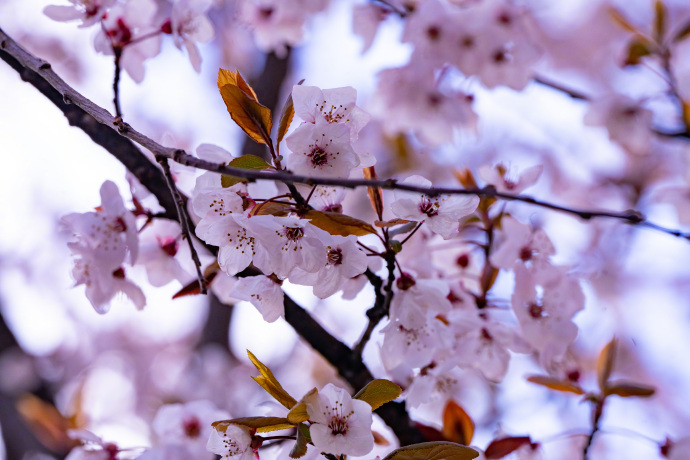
[247,350,298,409]
[289,423,311,458]
[221,154,272,187]
[354,379,402,410]
[213,417,294,433]
[381,442,479,460]
[304,210,377,237]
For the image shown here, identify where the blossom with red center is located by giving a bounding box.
[391,175,479,239]
[304,383,374,457]
[285,122,359,178]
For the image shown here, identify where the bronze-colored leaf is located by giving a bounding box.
[526,375,585,395]
[373,430,391,446]
[605,380,655,398]
[277,88,297,149]
[442,400,474,446]
[375,218,413,228]
[608,7,638,34]
[364,166,384,220]
[304,210,377,236]
[213,416,294,433]
[597,337,617,391]
[249,201,294,217]
[624,38,652,66]
[673,21,690,42]
[454,168,478,189]
[235,70,259,101]
[682,100,690,132]
[16,394,75,453]
[247,350,298,409]
[219,83,273,145]
[484,436,533,459]
[414,422,445,442]
[218,68,239,89]
[353,379,402,410]
[654,0,667,43]
[172,262,219,298]
[382,442,479,460]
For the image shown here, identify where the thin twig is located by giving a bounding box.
[112,46,123,119]
[354,268,386,355]
[583,398,605,460]
[3,27,690,242]
[157,156,207,294]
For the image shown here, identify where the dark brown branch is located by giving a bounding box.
[583,398,605,460]
[157,156,207,294]
[2,27,685,241]
[0,27,425,445]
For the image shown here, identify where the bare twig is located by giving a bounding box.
[157,156,207,294]
[583,398,605,460]
[112,46,123,119]
[354,268,386,355]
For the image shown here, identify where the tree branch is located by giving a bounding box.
[0,27,425,445]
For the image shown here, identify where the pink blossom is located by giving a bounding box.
[169,0,215,72]
[206,422,254,460]
[479,163,543,194]
[391,175,479,239]
[229,275,285,322]
[44,0,115,27]
[304,383,374,457]
[285,122,360,178]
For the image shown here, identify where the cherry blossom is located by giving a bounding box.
[292,85,371,141]
[285,122,360,178]
[391,175,479,239]
[167,0,215,72]
[584,94,653,155]
[388,274,452,329]
[304,383,374,457]
[93,0,162,82]
[206,422,254,460]
[138,219,193,287]
[228,275,285,322]
[148,400,230,459]
[44,0,115,27]
[479,163,543,194]
[195,212,260,276]
[289,234,368,299]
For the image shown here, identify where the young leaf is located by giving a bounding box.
[654,0,667,43]
[213,417,294,433]
[218,68,239,88]
[597,337,617,392]
[364,166,384,220]
[172,262,219,298]
[304,210,377,236]
[484,436,533,459]
[624,38,652,66]
[374,218,414,228]
[235,70,259,101]
[526,375,585,395]
[673,21,690,42]
[249,201,293,217]
[605,381,655,398]
[277,92,295,147]
[221,155,273,188]
[219,83,273,145]
[353,379,402,410]
[373,431,391,446]
[287,389,316,424]
[608,7,638,34]
[290,423,310,458]
[442,401,474,446]
[381,442,479,460]
[247,350,298,409]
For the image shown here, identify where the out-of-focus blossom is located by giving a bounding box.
[44,0,116,27]
[584,94,653,155]
[167,0,215,72]
[479,163,543,194]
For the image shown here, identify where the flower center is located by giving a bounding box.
[309,146,328,166]
[327,248,343,265]
[284,227,304,242]
[419,197,439,217]
[528,302,545,319]
[159,236,179,257]
[183,416,202,438]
